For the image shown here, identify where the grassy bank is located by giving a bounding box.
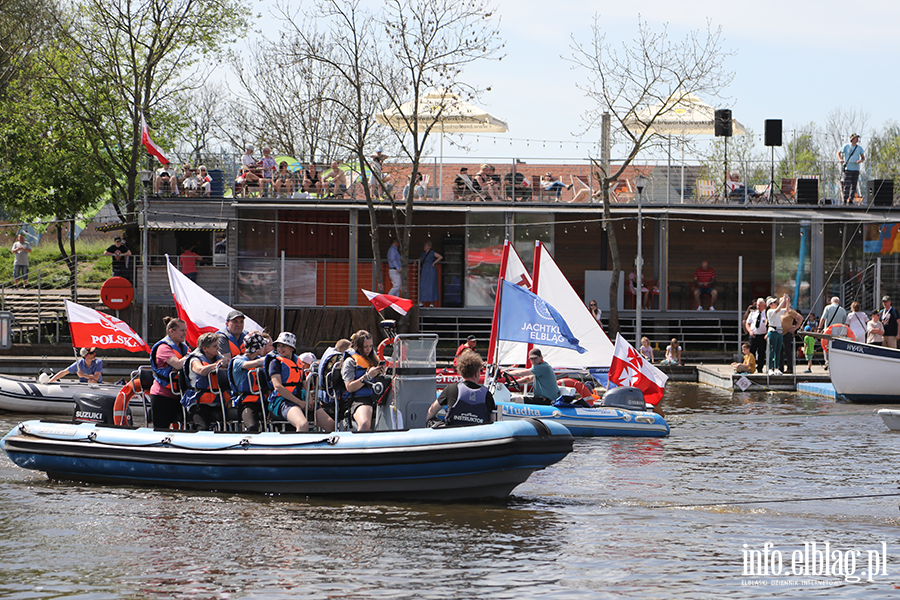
[0,238,115,289]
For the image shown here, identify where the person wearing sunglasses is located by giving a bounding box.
[48,347,103,384]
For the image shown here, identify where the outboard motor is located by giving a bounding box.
[73,393,131,426]
[600,386,647,411]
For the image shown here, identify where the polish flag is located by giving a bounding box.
[141,112,169,166]
[167,258,261,346]
[362,289,413,316]
[608,333,668,405]
[64,300,150,353]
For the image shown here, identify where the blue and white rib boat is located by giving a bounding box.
[495,386,670,438]
[0,418,573,500]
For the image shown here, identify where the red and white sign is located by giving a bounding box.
[362,289,413,316]
[608,333,668,405]
[64,300,150,353]
[100,276,134,310]
[167,258,261,347]
[141,112,169,166]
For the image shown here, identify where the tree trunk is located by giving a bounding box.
[602,182,621,337]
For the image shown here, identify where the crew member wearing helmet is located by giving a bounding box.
[267,332,334,432]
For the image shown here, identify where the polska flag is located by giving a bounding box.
[140,112,169,166]
[608,332,668,405]
[64,300,150,353]
[167,257,262,346]
[362,289,413,316]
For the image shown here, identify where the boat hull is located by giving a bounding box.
[0,375,123,415]
[1,419,573,500]
[828,339,900,403]
[497,401,669,437]
[877,409,900,431]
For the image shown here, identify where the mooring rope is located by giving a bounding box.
[657,492,900,509]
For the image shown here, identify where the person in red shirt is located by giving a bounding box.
[693,260,718,310]
[180,245,201,282]
[454,335,477,367]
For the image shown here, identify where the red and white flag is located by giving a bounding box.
[167,258,261,346]
[140,112,169,166]
[608,332,668,405]
[362,289,413,316]
[64,300,150,353]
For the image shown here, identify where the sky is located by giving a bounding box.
[248,0,900,166]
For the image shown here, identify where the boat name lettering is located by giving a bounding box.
[39,426,78,436]
[437,375,463,384]
[90,334,143,348]
[505,405,543,417]
[520,323,568,344]
[845,343,866,354]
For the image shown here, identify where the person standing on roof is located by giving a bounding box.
[837,133,865,205]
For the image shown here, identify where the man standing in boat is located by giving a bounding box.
[218,310,247,363]
[503,348,560,405]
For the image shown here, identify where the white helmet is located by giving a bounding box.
[274,332,296,349]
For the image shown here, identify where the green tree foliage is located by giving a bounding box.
[866,121,900,180]
[43,0,253,221]
[776,127,824,180]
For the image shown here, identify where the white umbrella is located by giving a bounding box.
[376,89,509,200]
[624,92,745,202]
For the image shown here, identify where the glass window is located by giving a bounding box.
[466,213,506,307]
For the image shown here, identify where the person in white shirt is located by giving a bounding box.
[744,297,768,373]
[845,301,868,342]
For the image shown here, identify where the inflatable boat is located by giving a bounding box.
[0,374,123,415]
[0,418,573,500]
[496,386,670,437]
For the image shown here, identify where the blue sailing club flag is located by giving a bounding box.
[497,280,585,353]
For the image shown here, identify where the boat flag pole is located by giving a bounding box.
[486,240,511,366]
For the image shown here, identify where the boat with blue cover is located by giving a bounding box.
[495,386,670,438]
[0,418,573,500]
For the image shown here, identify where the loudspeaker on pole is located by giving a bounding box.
[764,120,782,147]
[714,109,733,137]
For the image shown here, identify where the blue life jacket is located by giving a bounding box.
[181,351,219,408]
[219,330,246,358]
[150,336,190,392]
[446,384,490,426]
[267,354,304,416]
[344,351,373,400]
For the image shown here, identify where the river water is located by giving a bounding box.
[1,383,899,599]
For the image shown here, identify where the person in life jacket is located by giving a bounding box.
[149,316,191,429]
[427,351,495,427]
[267,332,335,432]
[218,309,247,363]
[341,330,386,432]
[318,338,351,416]
[229,331,269,432]
[182,332,226,430]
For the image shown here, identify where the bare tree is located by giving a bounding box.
[286,0,502,306]
[229,33,350,162]
[570,16,733,335]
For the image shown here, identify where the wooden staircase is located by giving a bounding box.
[1,288,104,343]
